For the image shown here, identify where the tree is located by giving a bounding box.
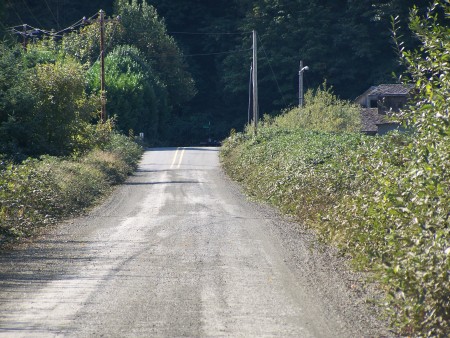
[115,0,196,107]
[25,58,98,155]
[394,1,450,137]
[0,52,98,157]
[0,42,36,158]
[55,0,197,145]
[340,2,450,334]
[87,45,169,143]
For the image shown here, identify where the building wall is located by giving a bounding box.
[378,96,408,114]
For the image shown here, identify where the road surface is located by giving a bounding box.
[0,147,387,337]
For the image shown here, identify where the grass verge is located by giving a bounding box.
[0,132,143,243]
[221,109,449,337]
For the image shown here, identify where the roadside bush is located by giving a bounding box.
[25,58,98,156]
[221,125,362,230]
[222,111,449,337]
[102,132,144,172]
[0,132,143,243]
[83,150,128,185]
[0,158,57,238]
[221,4,450,333]
[0,49,99,158]
[273,84,361,133]
[323,132,450,337]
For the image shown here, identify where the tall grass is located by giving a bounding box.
[0,132,143,241]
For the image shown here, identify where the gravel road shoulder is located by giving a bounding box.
[220,168,393,337]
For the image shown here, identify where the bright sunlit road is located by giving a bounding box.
[0,147,384,337]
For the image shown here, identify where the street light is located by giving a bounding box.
[299,60,309,107]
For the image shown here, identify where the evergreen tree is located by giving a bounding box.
[87,45,169,143]
[115,0,196,108]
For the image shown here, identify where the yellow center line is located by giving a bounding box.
[177,148,185,168]
[170,148,180,169]
[170,147,186,169]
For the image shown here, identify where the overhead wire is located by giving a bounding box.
[21,0,45,28]
[183,48,252,57]
[7,11,100,40]
[5,12,253,87]
[257,34,288,108]
[42,0,59,27]
[55,18,85,35]
[104,19,122,54]
[86,53,102,73]
[168,31,251,36]
[9,5,25,26]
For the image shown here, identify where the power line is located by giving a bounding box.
[42,0,59,27]
[9,5,25,25]
[258,35,288,108]
[21,0,45,28]
[55,18,85,35]
[183,48,252,57]
[7,11,101,41]
[6,13,249,58]
[168,31,251,36]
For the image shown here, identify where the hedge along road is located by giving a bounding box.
[0,147,389,337]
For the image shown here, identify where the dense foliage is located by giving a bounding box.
[1,0,194,157]
[58,0,195,144]
[221,2,449,336]
[271,85,362,133]
[3,0,435,143]
[87,45,169,144]
[146,0,433,140]
[221,88,364,225]
[0,125,143,242]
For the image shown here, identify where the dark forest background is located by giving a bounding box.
[1,0,434,144]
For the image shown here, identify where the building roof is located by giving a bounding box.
[361,108,390,133]
[355,84,414,106]
[365,84,414,97]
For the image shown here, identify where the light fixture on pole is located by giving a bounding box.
[299,60,309,107]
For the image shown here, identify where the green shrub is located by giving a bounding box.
[221,5,450,332]
[273,84,361,133]
[83,150,128,185]
[221,126,362,229]
[0,132,143,243]
[102,132,143,172]
[87,45,170,143]
[222,116,449,337]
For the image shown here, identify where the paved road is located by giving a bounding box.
[0,148,386,337]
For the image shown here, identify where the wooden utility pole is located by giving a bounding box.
[99,9,106,123]
[22,25,27,51]
[252,30,259,133]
